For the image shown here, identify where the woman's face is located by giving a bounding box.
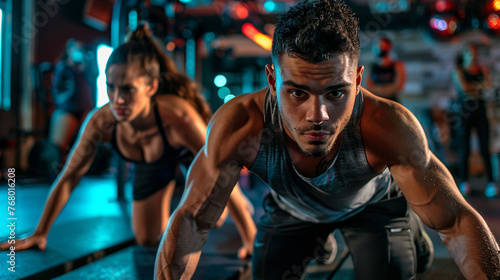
[106,61,158,122]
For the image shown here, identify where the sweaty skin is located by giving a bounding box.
[155,54,500,279]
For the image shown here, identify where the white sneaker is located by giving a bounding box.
[485,182,498,198]
[459,182,471,197]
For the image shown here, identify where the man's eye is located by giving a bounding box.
[328,90,344,98]
[290,90,306,98]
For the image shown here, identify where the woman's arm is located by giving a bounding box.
[0,108,110,251]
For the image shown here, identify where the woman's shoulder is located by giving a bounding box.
[155,94,190,108]
[154,94,199,121]
[82,105,116,135]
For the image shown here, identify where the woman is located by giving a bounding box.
[1,25,256,258]
[451,43,498,198]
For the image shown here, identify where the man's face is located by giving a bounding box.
[266,53,364,157]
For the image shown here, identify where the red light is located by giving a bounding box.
[436,0,446,12]
[488,13,500,29]
[429,14,459,38]
[166,41,175,51]
[232,3,249,20]
[241,23,272,50]
[173,38,185,48]
[430,16,448,31]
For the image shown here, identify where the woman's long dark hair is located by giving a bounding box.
[105,24,212,123]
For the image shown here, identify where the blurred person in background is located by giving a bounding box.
[451,43,498,198]
[49,38,94,160]
[366,36,406,103]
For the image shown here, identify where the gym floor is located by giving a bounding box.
[0,170,498,279]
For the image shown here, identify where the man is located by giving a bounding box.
[155,0,500,279]
[366,36,406,103]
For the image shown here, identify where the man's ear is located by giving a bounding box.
[265,64,277,95]
[356,65,364,94]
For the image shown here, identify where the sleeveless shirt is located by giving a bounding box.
[249,90,392,223]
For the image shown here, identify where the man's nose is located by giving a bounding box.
[306,96,329,125]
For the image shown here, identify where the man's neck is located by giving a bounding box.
[283,131,342,178]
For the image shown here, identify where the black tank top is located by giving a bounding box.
[458,68,485,101]
[370,63,396,85]
[111,102,183,164]
[111,102,192,199]
[463,69,484,83]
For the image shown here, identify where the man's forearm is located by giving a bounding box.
[155,213,209,280]
[440,213,500,279]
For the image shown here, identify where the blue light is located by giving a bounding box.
[96,44,114,108]
[179,0,191,3]
[264,1,276,12]
[186,38,195,79]
[0,5,11,111]
[472,18,480,28]
[0,8,3,110]
[204,32,216,42]
[224,94,235,103]
[128,10,138,31]
[217,87,231,99]
[437,19,447,31]
[398,0,408,11]
[430,16,449,31]
[182,29,192,39]
[214,74,227,87]
[375,1,387,13]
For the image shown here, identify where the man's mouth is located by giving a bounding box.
[303,131,330,141]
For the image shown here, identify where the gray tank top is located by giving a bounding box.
[249,90,392,223]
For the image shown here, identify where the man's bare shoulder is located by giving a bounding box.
[205,88,268,166]
[360,88,429,167]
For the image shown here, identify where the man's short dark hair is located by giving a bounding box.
[271,0,360,65]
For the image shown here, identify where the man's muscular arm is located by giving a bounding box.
[369,98,500,279]
[155,148,242,279]
[154,92,264,279]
